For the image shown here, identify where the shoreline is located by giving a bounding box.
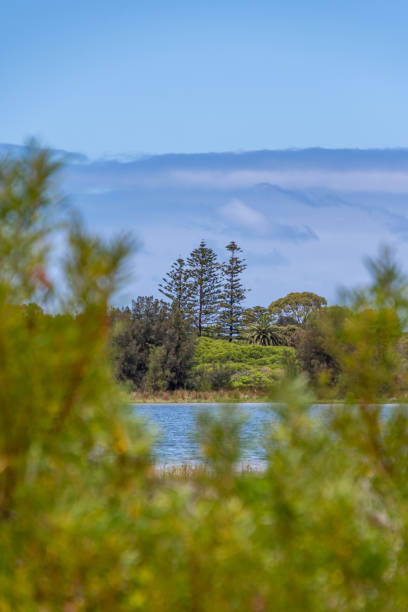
[128,389,408,405]
[128,390,352,405]
[153,460,267,478]
[129,389,271,404]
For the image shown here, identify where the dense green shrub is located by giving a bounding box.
[111,298,196,391]
[231,367,281,388]
[194,363,237,390]
[194,336,293,365]
[294,305,346,391]
[192,337,294,389]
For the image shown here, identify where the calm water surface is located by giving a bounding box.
[133,403,275,464]
[133,402,399,464]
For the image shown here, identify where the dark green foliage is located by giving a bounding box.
[278,324,299,346]
[193,363,237,391]
[269,291,327,325]
[160,304,197,390]
[112,298,195,391]
[244,312,285,346]
[243,307,297,347]
[218,241,247,341]
[294,305,346,389]
[158,257,193,315]
[111,297,169,388]
[186,239,222,336]
[242,305,269,326]
[145,345,168,391]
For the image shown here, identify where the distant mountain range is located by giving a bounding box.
[3,143,408,306]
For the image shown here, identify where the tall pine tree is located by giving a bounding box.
[158,257,192,315]
[186,240,222,336]
[218,241,248,341]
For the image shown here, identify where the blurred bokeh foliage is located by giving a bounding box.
[3,147,408,610]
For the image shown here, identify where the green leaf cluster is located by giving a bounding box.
[192,337,295,389]
[111,297,196,391]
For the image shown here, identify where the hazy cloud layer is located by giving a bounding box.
[169,169,408,193]
[220,199,266,230]
[3,144,408,305]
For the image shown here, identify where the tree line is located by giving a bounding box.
[159,239,247,340]
[111,237,330,392]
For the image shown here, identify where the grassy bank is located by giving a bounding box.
[153,461,265,480]
[129,388,270,403]
[193,336,294,389]
[128,338,296,402]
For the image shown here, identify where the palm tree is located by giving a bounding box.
[244,313,285,346]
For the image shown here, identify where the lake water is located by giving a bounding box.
[133,403,275,465]
[133,402,400,465]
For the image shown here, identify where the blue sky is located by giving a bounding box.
[3,2,408,306]
[2,0,408,157]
